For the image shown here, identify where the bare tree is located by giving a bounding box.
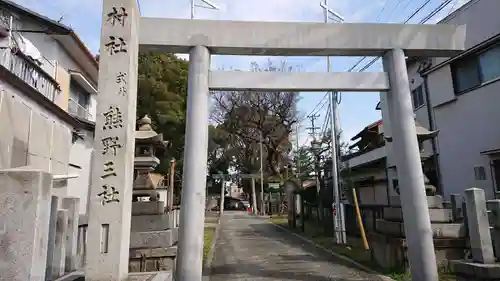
[211,59,301,179]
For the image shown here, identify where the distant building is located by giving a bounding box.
[0,0,97,215]
[229,183,245,199]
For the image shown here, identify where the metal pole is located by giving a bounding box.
[7,16,13,66]
[169,159,176,211]
[322,0,346,244]
[295,125,301,177]
[220,176,225,216]
[190,0,195,19]
[260,131,265,215]
[251,178,258,214]
[332,98,347,243]
[328,91,341,243]
[382,49,438,281]
[175,45,211,281]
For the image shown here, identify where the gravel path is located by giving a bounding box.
[208,211,387,281]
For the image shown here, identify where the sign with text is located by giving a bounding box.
[268,183,280,190]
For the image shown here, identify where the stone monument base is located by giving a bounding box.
[128,271,172,281]
[369,195,467,271]
[129,247,177,273]
[450,260,500,281]
[129,201,178,273]
[369,233,467,270]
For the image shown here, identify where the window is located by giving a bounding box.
[474,166,486,181]
[68,80,92,120]
[479,46,500,81]
[451,44,500,94]
[69,81,90,109]
[411,85,425,109]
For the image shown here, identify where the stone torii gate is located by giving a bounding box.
[85,0,466,280]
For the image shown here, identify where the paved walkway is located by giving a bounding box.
[209,212,387,281]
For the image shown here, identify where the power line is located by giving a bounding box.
[347,0,434,73]
[307,93,328,116]
[348,0,452,74]
[321,103,331,135]
[297,93,328,127]
[447,0,459,16]
[301,0,408,122]
[301,0,454,145]
[386,0,407,22]
[301,0,395,124]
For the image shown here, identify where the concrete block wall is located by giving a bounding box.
[1,83,94,217]
[0,87,72,173]
[0,168,84,281]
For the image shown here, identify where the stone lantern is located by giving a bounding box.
[385,120,439,195]
[132,115,170,202]
[129,116,178,273]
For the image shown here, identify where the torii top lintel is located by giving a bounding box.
[138,18,466,57]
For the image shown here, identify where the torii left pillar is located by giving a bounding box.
[85,0,139,280]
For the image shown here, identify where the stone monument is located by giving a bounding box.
[129,116,179,273]
[85,0,139,279]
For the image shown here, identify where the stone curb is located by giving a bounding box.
[202,214,222,280]
[270,222,395,281]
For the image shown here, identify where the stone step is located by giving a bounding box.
[129,247,177,274]
[130,246,177,259]
[375,219,466,238]
[131,214,172,232]
[132,201,165,215]
[389,195,444,208]
[383,207,454,222]
[129,259,175,274]
[449,260,500,280]
[130,228,178,249]
[128,271,173,281]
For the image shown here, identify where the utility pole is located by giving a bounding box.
[306,114,321,139]
[308,114,323,222]
[321,0,347,245]
[295,125,301,178]
[259,130,265,215]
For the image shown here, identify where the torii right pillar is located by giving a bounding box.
[383,49,438,281]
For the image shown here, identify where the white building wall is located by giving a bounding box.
[431,75,500,199]
[1,15,98,120]
[0,82,71,172]
[350,168,389,206]
[0,13,97,214]
[417,0,500,199]
[441,0,500,52]
[67,131,94,215]
[17,21,58,77]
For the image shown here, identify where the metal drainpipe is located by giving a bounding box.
[420,71,443,195]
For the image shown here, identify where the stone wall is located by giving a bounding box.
[0,169,84,281]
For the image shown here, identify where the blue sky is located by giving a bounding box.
[14,0,466,146]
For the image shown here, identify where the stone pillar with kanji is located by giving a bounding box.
[85,0,139,280]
